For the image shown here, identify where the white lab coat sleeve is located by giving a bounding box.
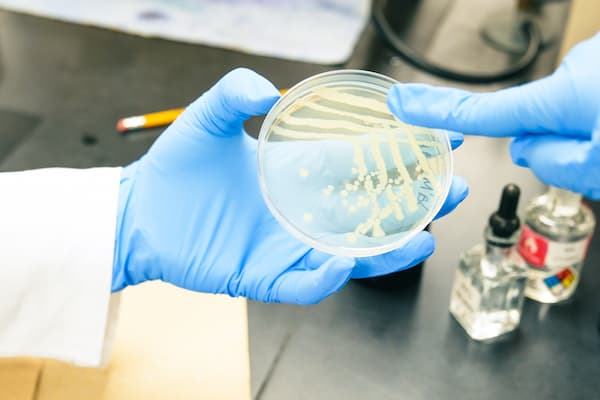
[0,167,122,367]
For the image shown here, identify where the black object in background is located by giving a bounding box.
[356,225,429,290]
[358,261,424,290]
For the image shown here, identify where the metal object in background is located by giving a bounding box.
[372,0,543,83]
[481,0,565,54]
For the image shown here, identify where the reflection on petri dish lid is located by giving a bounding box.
[257,70,453,257]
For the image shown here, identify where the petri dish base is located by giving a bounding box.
[258,70,453,257]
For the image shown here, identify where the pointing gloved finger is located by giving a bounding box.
[176,68,281,137]
[269,256,355,305]
[386,77,563,137]
[351,230,435,279]
[433,175,469,220]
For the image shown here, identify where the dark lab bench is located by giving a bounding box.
[0,2,598,399]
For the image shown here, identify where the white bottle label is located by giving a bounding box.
[451,269,481,314]
[518,225,591,295]
[545,239,589,268]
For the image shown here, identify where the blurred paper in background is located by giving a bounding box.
[0,0,371,64]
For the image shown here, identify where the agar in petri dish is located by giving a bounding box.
[257,70,453,257]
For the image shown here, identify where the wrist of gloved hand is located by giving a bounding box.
[112,161,148,292]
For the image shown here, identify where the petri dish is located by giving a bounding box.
[257,70,453,257]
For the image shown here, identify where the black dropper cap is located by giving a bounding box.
[488,184,521,240]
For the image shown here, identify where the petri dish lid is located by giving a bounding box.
[257,70,453,257]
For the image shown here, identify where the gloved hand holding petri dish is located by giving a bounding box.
[258,70,453,257]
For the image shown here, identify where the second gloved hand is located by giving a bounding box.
[111,68,468,304]
[387,32,600,199]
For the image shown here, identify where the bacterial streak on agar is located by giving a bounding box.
[272,87,439,237]
[258,70,452,256]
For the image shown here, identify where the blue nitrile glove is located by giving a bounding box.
[112,68,468,304]
[387,32,600,200]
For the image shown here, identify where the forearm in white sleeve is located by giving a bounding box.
[0,167,121,367]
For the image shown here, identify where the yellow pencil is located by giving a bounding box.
[117,88,288,133]
[117,108,183,133]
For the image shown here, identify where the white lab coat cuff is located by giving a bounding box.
[0,167,121,367]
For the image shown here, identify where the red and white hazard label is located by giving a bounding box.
[518,225,591,269]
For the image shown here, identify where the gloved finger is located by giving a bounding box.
[447,130,464,150]
[433,175,469,220]
[351,231,435,279]
[270,256,355,305]
[386,77,564,137]
[176,68,281,137]
[509,135,597,197]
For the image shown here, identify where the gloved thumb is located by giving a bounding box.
[270,256,355,305]
[387,75,564,137]
[178,68,281,137]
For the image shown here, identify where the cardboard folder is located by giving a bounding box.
[0,282,251,399]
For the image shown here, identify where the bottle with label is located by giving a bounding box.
[449,184,528,341]
[518,187,595,303]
